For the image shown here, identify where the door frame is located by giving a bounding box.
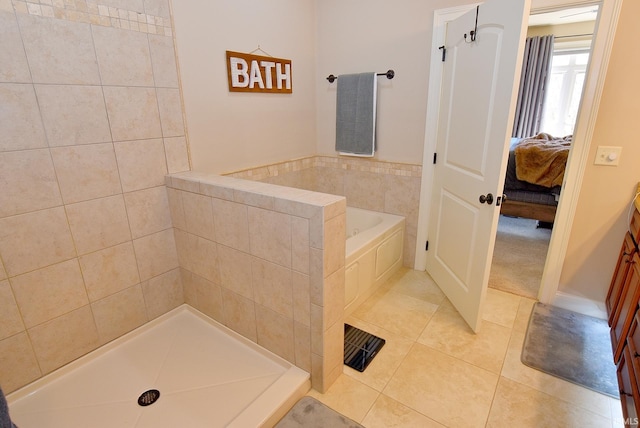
[415,0,624,309]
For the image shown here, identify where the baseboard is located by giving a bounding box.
[552,291,607,320]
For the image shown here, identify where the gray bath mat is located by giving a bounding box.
[521,302,618,398]
[275,396,363,428]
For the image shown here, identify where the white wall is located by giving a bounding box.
[558,0,640,302]
[171,0,317,174]
[314,0,478,164]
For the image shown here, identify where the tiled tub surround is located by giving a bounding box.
[166,172,347,393]
[225,156,422,267]
[0,0,189,393]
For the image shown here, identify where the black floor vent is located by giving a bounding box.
[344,324,385,372]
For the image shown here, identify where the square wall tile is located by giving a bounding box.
[166,188,187,230]
[0,207,76,277]
[256,304,295,364]
[212,199,250,252]
[181,270,223,322]
[164,136,190,173]
[36,85,111,147]
[221,288,257,342]
[10,259,89,329]
[0,279,24,340]
[292,271,311,326]
[0,11,31,83]
[0,332,41,393]
[0,83,47,152]
[133,228,179,281]
[148,34,179,88]
[141,268,183,320]
[103,87,161,141]
[0,261,5,280]
[78,242,140,302]
[51,143,122,204]
[324,213,346,276]
[114,139,167,192]
[124,186,172,239]
[156,88,184,137]
[181,191,215,241]
[0,149,62,217]
[144,1,170,22]
[344,170,385,212]
[291,216,310,274]
[101,0,144,13]
[17,13,100,85]
[217,244,253,299]
[248,207,292,268]
[92,25,154,87]
[294,321,311,372]
[182,233,219,284]
[91,284,148,344]
[66,195,131,255]
[29,306,100,374]
[252,257,293,318]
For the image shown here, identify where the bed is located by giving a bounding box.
[500,135,570,224]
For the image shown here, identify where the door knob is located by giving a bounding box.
[479,193,494,205]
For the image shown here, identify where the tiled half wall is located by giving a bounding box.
[166,172,347,393]
[226,156,423,267]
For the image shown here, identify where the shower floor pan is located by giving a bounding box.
[8,305,310,428]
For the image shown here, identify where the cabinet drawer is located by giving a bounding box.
[611,253,640,363]
[618,346,640,426]
[629,314,640,390]
[608,233,638,324]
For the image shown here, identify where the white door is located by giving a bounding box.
[426,0,530,332]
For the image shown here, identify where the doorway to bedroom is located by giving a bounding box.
[488,5,598,299]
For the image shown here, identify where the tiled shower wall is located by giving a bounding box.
[0,0,189,393]
[226,156,423,267]
[166,172,347,392]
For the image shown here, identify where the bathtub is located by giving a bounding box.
[7,305,309,428]
[344,207,405,316]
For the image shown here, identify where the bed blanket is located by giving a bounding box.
[515,133,571,188]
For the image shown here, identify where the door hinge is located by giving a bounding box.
[433,153,437,164]
[439,45,446,62]
[425,241,429,251]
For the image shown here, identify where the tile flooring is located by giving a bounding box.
[307,268,624,428]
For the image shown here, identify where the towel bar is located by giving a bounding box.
[326,70,394,83]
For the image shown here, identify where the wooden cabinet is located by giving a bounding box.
[608,201,640,423]
[607,233,638,325]
[611,252,640,362]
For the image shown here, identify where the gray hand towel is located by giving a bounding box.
[335,72,377,156]
[0,386,17,428]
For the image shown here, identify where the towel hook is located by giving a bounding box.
[464,6,479,42]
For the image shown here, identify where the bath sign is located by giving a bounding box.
[226,50,292,94]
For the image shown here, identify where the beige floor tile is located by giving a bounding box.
[482,288,521,328]
[501,330,613,419]
[417,300,510,374]
[343,317,414,391]
[384,268,446,306]
[383,343,498,428]
[487,376,611,428]
[307,374,379,423]
[351,288,439,341]
[513,297,537,333]
[362,394,445,428]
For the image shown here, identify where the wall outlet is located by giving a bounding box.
[594,146,622,166]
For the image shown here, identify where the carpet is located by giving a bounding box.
[274,396,364,428]
[521,302,618,398]
[489,215,551,299]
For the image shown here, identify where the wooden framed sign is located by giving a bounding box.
[226,50,292,94]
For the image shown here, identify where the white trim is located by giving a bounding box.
[538,0,623,304]
[415,0,623,306]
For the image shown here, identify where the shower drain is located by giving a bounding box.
[137,389,160,407]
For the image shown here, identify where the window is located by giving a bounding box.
[540,50,590,137]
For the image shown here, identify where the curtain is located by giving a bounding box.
[512,35,555,138]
